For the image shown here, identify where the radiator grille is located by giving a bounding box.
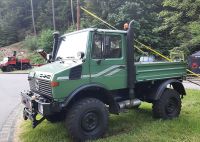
[29,78,52,97]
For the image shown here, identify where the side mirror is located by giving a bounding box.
[77,52,85,59]
[37,49,48,60]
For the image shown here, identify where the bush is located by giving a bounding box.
[23,36,38,51]
[38,29,54,53]
[23,29,54,53]
[28,52,45,65]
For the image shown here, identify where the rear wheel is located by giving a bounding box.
[22,64,29,70]
[65,98,109,141]
[152,89,181,119]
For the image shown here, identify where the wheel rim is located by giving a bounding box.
[81,111,99,132]
[165,97,178,115]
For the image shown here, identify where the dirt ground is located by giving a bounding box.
[0,42,29,61]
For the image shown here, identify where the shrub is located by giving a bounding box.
[38,29,54,53]
[28,52,45,65]
[23,36,38,51]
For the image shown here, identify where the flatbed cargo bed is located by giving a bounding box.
[136,62,186,82]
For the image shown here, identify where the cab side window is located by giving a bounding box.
[92,34,103,59]
[104,35,122,58]
[92,34,122,59]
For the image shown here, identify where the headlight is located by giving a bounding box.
[38,103,43,114]
[29,72,35,78]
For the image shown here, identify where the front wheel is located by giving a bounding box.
[1,67,6,72]
[6,65,14,72]
[152,89,181,119]
[65,98,109,141]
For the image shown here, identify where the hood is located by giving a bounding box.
[0,60,7,66]
[29,60,82,80]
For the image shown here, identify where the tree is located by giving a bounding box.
[157,0,200,54]
[81,0,170,54]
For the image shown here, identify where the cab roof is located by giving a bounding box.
[62,28,127,37]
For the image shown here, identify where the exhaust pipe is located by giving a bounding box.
[118,99,141,109]
[52,31,60,61]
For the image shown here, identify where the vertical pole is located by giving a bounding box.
[52,0,56,31]
[31,0,37,36]
[71,0,75,26]
[76,0,80,30]
[21,59,22,70]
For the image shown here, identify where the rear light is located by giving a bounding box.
[50,81,59,87]
[192,63,198,69]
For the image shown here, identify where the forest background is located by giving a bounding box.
[0,0,199,56]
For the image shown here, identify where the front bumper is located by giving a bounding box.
[21,91,61,128]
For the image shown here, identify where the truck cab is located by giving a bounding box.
[21,23,186,141]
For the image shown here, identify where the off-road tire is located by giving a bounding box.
[66,98,109,141]
[152,89,181,119]
[1,67,6,72]
[22,64,29,70]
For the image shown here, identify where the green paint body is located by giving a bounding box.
[29,29,186,102]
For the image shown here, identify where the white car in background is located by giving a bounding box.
[139,56,155,62]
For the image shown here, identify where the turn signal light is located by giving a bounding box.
[50,81,59,87]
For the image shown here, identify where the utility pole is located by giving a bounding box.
[30,0,37,36]
[52,0,56,31]
[71,0,75,26]
[76,0,80,30]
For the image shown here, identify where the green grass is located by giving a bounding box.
[19,90,200,142]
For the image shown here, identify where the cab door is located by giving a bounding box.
[89,32,127,90]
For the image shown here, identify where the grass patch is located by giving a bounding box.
[19,90,200,142]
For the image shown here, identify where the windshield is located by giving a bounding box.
[56,31,89,59]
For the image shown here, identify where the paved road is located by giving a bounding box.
[0,74,28,129]
[183,80,200,90]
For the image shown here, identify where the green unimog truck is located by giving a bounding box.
[21,21,187,141]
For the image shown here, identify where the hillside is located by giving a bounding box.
[0,42,44,64]
[0,42,29,60]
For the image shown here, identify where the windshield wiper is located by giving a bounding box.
[65,57,78,63]
[65,56,75,59]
